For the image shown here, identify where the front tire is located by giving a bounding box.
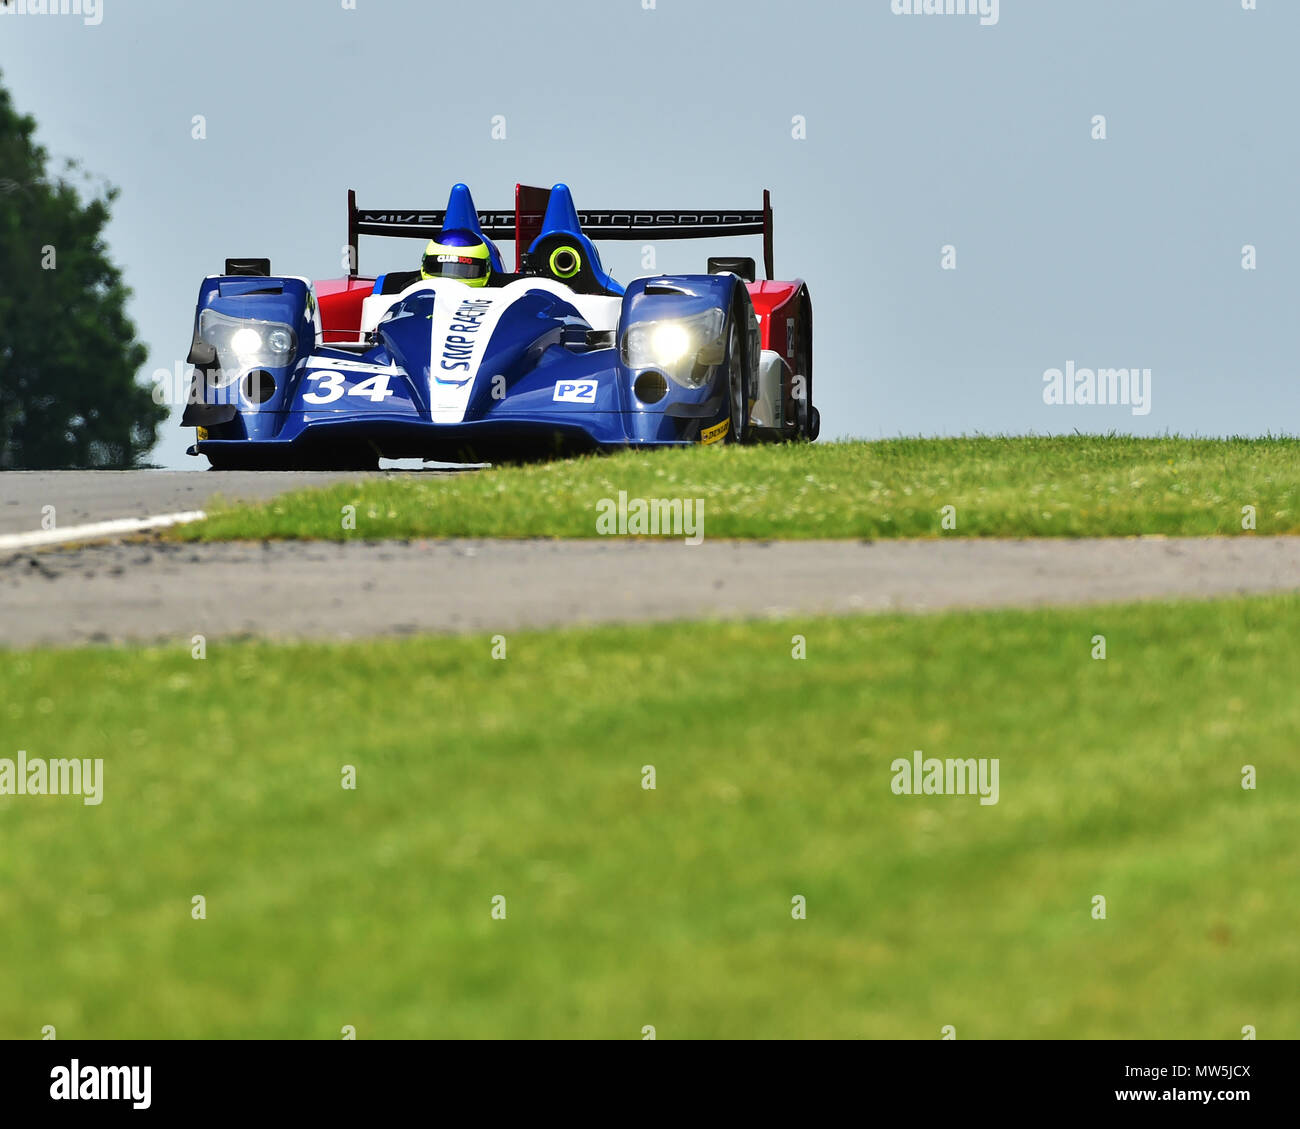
[724,302,752,444]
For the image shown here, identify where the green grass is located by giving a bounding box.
[177,436,1300,542]
[1,595,1297,1038]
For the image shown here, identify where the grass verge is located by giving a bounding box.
[1,595,1296,1037]
[175,436,1300,542]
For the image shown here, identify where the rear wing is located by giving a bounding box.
[347,186,775,279]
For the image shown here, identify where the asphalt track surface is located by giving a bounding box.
[0,470,393,536]
[2,521,1298,647]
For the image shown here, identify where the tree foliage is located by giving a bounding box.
[0,68,164,468]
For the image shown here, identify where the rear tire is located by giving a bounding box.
[792,292,815,441]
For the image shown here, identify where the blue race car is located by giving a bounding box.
[183,181,817,468]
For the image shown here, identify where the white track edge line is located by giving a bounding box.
[0,511,207,553]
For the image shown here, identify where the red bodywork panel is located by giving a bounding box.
[747,279,804,359]
[316,276,376,343]
[747,279,812,433]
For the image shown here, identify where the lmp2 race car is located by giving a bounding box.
[182,182,818,468]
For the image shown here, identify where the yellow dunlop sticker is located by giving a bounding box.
[701,418,730,445]
[196,427,209,441]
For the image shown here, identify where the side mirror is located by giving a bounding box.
[225,258,271,277]
[707,256,756,283]
[187,341,218,367]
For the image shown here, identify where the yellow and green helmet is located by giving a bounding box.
[420,229,492,287]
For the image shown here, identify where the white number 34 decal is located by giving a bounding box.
[302,371,396,404]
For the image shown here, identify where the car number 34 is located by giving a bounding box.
[302,371,396,404]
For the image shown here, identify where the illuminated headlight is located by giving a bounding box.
[230,327,263,356]
[621,308,726,388]
[650,323,691,364]
[199,310,298,381]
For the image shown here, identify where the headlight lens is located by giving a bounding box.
[649,323,692,364]
[230,327,263,356]
[267,328,294,354]
[199,311,298,382]
[621,308,726,388]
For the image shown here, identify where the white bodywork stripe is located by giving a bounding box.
[427,284,500,423]
[358,278,622,425]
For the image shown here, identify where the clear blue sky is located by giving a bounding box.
[2,0,1295,467]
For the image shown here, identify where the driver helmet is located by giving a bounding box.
[420,230,492,287]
